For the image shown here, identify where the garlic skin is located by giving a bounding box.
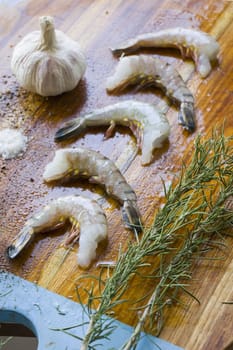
[11,16,86,96]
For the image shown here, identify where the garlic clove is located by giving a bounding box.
[11,16,86,96]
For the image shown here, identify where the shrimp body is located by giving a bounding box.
[106,55,195,131]
[111,28,220,78]
[43,147,142,234]
[7,195,107,267]
[55,100,170,165]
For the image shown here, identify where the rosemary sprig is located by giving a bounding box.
[77,130,233,349]
[0,337,13,349]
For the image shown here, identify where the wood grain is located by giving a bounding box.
[0,1,233,349]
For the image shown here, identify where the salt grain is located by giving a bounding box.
[0,128,27,159]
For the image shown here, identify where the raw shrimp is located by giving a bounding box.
[54,100,170,165]
[43,147,142,234]
[106,55,195,131]
[7,195,107,267]
[111,28,220,78]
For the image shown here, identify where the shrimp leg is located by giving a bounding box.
[54,100,170,165]
[111,27,220,78]
[7,195,107,268]
[43,147,142,235]
[106,55,195,131]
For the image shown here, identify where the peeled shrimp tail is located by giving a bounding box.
[7,226,34,259]
[55,119,85,142]
[179,102,195,131]
[122,200,142,235]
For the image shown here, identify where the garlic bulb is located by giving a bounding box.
[11,16,86,96]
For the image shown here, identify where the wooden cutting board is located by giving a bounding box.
[0,1,233,349]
